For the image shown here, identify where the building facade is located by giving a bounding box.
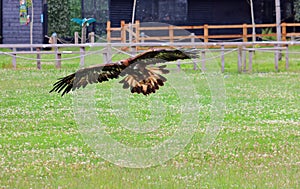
[107,0,295,26]
[1,0,47,44]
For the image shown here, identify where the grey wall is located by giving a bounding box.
[2,0,44,44]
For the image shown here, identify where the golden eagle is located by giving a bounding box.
[50,49,197,96]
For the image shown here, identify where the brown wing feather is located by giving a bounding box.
[49,63,126,96]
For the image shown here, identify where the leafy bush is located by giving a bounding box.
[48,0,81,38]
[295,0,300,21]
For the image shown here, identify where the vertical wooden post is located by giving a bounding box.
[238,46,243,73]
[201,50,206,72]
[193,59,197,70]
[190,33,196,48]
[107,21,111,43]
[12,47,17,69]
[52,35,61,69]
[128,23,134,52]
[140,32,145,43]
[285,44,289,70]
[36,47,41,70]
[56,53,61,69]
[89,32,95,43]
[169,25,174,43]
[221,45,225,73]
[204,24,209,43]
[177,60,181,71]
[121,20,126,43]
[242,46,247,72]
[135,20,140,51]
[103,44,112,63]
[248,50,253,73]
[75,32,79,44]
[135,20,140,43]
[81,26,86,44]
[274,46,279,72]
[281,22,287,41]
[80,46,85,67]
[243,24,248,42]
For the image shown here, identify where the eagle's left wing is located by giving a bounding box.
[49,62,126,96]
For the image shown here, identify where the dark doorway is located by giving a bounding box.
[109,0,133,27]
[42,1,49,44]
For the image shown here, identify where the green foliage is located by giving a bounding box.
[48,0,82,37]
[26,0,32,7]
[68,0,82,36]
[295,0,300,21]
[261,28,276,41]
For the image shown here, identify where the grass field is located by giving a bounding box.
[0,47,300,188]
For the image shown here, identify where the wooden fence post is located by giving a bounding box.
[193,59,197,70]
[12,47,17,69]
[121,20,126,43]
[221,45,225,72]
[248,50,253,73]
[177,60,181,71]
[243,24,248,42]
[285,44,289,70]
[89,32,95,43]
[242,45,247,72]
[201,50,206,71]
[56,52,61,69]
[169,25,174,43]
[135,20,140,51]
[80,46,85,67]
[238,46,242,73]
[36,47,41,70]
[75,32,79,44]
[140,32,145,43]
[204,24,209,43]
[107,21,111,43]
[103,44,112,63]
[52,35,61,69]
[281,22,287,41]
[135,20,140,43]
[190,33,196,48]
[274,44,280,72]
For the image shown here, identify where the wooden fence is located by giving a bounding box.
[106,21,300,43]
[0,41,299,72]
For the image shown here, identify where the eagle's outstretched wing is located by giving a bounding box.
[49,63,126,96]
[127,49,198,66]
[50,49,197,96]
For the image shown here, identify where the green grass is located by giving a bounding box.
[0,47,300,188]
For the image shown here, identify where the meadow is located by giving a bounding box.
[0,47,299,188]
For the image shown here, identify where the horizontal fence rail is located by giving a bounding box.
[106,21,300,43]
[1,41,300,72]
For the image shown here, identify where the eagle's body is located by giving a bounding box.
[50,49,197,96]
